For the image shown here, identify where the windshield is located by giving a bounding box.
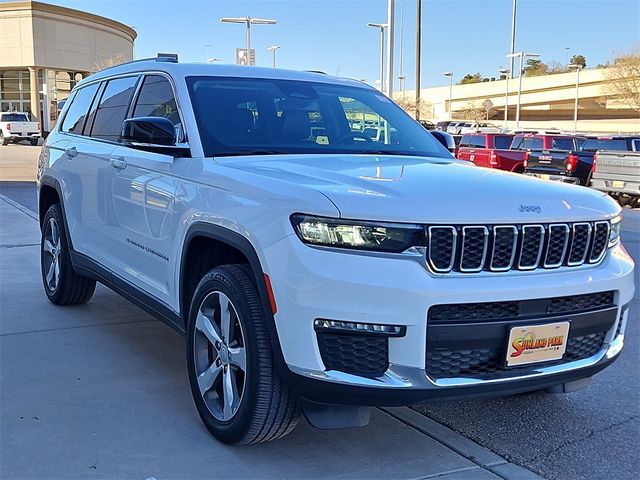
[186,76,449,158]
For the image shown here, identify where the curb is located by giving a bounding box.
[380,407,544,480]
[0,192,38,221]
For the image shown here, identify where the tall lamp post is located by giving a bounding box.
[443,72,454,121]
[367,23,387,93]
[568,63,582,133]
[415,0,422,120]
[267,45,280,68]
[507,51,539,128]
[219,16,278,65]
[498,67,510,129]
[385,0,395,98]
[509,0,517,78]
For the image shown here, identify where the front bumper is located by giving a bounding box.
[263,235,635,405]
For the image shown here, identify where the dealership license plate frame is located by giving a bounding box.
[505,321,570,367]
[540,174,551,181]
[612,180,625,188]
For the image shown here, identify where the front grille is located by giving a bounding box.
[429,291,615,323]
[316,332,388,377]
[426,220,610,274]
[426,333,606,379]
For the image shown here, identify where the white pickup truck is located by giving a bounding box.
[0,112,41,146]
[591,145,640,208]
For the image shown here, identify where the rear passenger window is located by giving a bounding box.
[60,83,99,135]
[493,135,512,150]
[469,135,485,148]
[522,137,543,150]
[133,75,181,127]
[90,76,139,142]
[551,138,575,151]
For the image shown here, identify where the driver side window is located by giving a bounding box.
[132,75,183,141]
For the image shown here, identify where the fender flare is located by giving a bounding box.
[179,222,289,377]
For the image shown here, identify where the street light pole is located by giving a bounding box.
[220,16,278,66]
[507,51,539,128]
[499,68,510,129]
[509,0,517,79]
[415,0,422,120]
[385,0,395,97]
[568,63,582,132]
[443,72,453,121]
[267,45,280,68]
[367,23,388,93]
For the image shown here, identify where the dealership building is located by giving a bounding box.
[0,0,135,130]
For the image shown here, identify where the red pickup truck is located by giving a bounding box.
[457,133,581,173]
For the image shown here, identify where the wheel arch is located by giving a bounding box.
[179,223,288,374]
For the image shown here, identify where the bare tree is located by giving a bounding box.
[606,46,640,112]
[459,101,496,123]
[91,53,128,74]
[393,96,433,120]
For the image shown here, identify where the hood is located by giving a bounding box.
[219,154,620,224]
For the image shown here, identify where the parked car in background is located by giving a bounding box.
[459,122,501,135]
[591,143,640,208]
[456,133,518,170]
[525,135,639,186]
[419,120,435,130]
[0,112,41,146]
[434,120,453,131]
[447,121,473,134]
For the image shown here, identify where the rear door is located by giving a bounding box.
[106,74,187,305]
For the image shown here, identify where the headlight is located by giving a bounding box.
[609,215,622,247]
[291,214,425,253]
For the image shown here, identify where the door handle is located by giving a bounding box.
[64,147,77,158]
[109,157,127,170]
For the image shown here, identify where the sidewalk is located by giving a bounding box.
[0,195,542,480]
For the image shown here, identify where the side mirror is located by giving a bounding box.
[121,117,189,156]
[431,130,456,154]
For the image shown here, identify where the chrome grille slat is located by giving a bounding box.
[567,223,592,266]
[544,224,570,268]
[459,226,489,272]
[589,221,610,264]
[490,226,518,271]
[518,225,544,270]
[427,226,457,273]
[426,220,610,274]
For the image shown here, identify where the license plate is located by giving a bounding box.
[612,180,625,188]
[506,322,570,367]
[540,174,551,180]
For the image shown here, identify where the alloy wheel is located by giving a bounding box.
[193,291,247,421]
[43,217,61,291]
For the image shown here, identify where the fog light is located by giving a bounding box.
[314,319,405,337]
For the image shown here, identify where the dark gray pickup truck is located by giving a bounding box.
[591,142,640,207]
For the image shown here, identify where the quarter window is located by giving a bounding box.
[60,83,99,135]
[90,76,139,142]
[493,135,512,150]
[133,75,180,126]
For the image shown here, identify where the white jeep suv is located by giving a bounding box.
[37,58,635,445]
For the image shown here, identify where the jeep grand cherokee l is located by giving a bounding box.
[37,58,635,445]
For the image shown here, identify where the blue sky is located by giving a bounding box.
[22,0,640,89]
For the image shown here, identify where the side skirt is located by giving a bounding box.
[70,251,185,336]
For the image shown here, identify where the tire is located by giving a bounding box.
[30,138,39,146]
[0,131,9,146]
[186,264,300,445]
[41,203,96,305]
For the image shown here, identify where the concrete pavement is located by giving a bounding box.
[0,195,541,479]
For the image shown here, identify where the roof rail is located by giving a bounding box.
[107,56,178,69]
[306,70,328,75]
